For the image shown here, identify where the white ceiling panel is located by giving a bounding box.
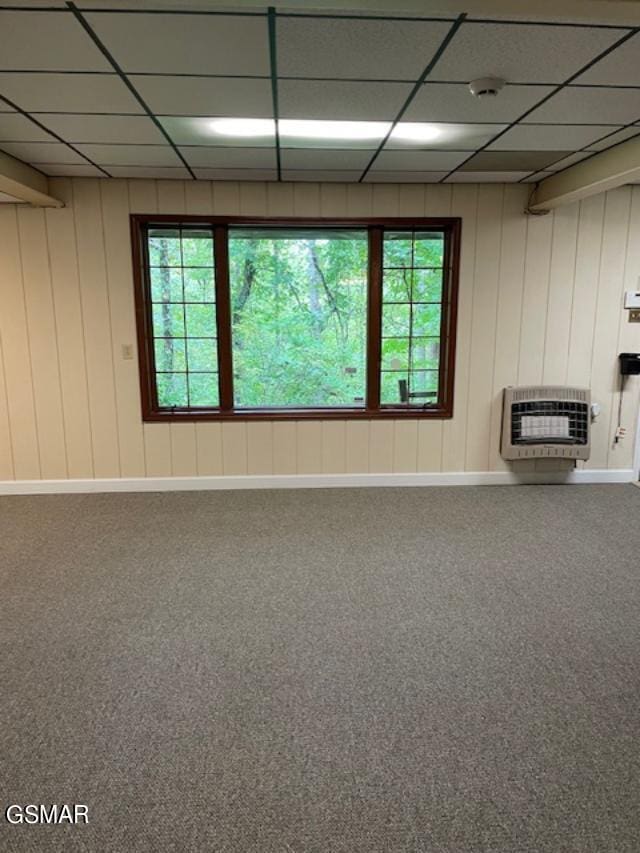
[362,171,448,183]
[278,80,410,121]
[372,150,468,170]
[280,149,372,170]
[36,114,165,144]
[574,32,640,85]
[0,113,55,142]
[431,22,627,84]
[282,170,363,182]
[541,151,593,170]
[193,168,277,180]
[0,11,111,71]
[525,86,640,125]
[0,72,142,114]
[159,116,275,147]
[180,146,276,168]
[488,124,617,150]
[107,165,191,179]
[131,76,273,118]
[36,163,105,176]
[586,126,640,151]
[0,141,86,164]
[446,171,531,182]
[405,82,554,123]
[387,123,503,150]
[75,143,181,166]
[522,171,555,182]
[277,17,452,80]
[86,13,270,75]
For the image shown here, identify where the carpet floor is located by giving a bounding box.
[1,484,640,852]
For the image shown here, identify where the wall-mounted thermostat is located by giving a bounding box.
[624,290,640,309]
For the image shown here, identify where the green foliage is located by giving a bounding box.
[148,227,445,410]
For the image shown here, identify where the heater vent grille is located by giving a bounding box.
[501,386,591,461]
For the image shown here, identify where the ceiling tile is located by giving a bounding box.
[460,150,571,171]
[86,12,270,75]
[179,147,276,168]
[362,171,448,183]
[159,116,275,147]
[522,171,555,182]
[446,171,531,182]
[75,143,181,166]
[574,32,640,85]
[405,82,554,123]
[542,151,593,170]
[488,124,617,150]
[193,168,277,181]
[107,165,191,179]
[282,170,363,182]
[35,163,105,176]
[430,22,627,84]
[525,86,640,125]
[0,72,142,114]
[587,126,640,150]
[0,113,55,142]
[387,123,503,150]
[278,80,410,121]
[131,76,273,118]
[277,17,452,80]
[372,150,468,170]
[280,149,372,170]
[0,10,111,71]
[0,141,86,164]
[36,114,165,144]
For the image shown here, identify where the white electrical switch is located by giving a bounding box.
[625,290,640,309]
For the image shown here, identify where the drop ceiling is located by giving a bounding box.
[1,2,640,184]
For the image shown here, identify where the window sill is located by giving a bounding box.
[142,406,453,422]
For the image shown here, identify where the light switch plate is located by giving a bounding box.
[625,291,640,309]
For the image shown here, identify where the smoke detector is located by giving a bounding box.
[469,77,505,98]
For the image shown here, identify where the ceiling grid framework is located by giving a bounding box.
[1,4,640,185]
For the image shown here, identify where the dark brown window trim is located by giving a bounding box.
[131,214,461,422]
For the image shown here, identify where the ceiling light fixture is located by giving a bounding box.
[279,119,391,140]
[209,118,275,137]
[390,123,442,143]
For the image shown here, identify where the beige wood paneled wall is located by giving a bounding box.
[0,177,638,482]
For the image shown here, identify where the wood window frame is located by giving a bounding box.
[131,214,461,422]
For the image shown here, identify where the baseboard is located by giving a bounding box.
[0,468,634,495]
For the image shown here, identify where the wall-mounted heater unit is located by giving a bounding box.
[501,386,591,461]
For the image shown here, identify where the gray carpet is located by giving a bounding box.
[1,484,640,852]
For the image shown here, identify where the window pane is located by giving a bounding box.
[157,373,187,407]
[147,226,218,409]
[185,303,216,337]
[186,338,217,372]
[188,373,219,407]
[381,230,445,407]
[154,337,186,372]
[228,228,368,408]
[150,267,183,302]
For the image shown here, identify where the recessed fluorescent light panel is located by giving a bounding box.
[391,123,442,143]
[209,118,276,137]
[279,120,391,140]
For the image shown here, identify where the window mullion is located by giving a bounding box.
[214,224,234,411]
[366,226,383,412]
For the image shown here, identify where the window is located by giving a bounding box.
[132,216,460,421]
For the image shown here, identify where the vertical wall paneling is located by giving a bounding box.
[441,184,478,472]
[17,206,67,479]
[100,179,146,477]
[0,206,40,479]
[72,178,121,477]
[45,178,94,478]
[0,180,637,483]
[464,184,504,472]
[488,185,529,471]
[589,188,632,469]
